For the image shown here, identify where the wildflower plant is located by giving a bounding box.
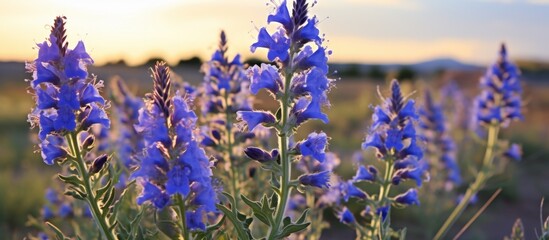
[336,79,426,239]
[229,0,334,238]
[198,31,264,210]
[131,62,218,239]
[434,44,524,239]
[26,16,117,240]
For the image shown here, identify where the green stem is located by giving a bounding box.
[370,159,395,239]
[268,53,294,240]
[224,91,239,210]
[433,125,499,240]
[176,194,191,240]
[68,132,116,240]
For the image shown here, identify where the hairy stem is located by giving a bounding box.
[370,158,395,239]
[268,53,295,240]
[433,125,499,240]
[176,194,190,240]
[68,132,116,240]
[224,90,239,210]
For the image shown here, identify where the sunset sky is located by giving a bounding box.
[1,0,548,66]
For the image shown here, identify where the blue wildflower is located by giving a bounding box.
[236,111,276,131]
[376,205,390,221]
[186,208,207,231]
[353,165,377,182]
[338,207,356,225]
[419,90,462,187]
[248,63,282,95]
[394,189,420,206]
[40,134,68,165]
[28,16,109,165]
[505,143,522,161]
[133,62,217,224]
[475,44,523,127]
[298,132,328,162]
[244,147,279,163]
[298,171,330,188]
[58,203,73,218]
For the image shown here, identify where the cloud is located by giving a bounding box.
[527,0,549,5]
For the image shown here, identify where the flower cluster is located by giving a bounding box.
[419,90,461,188]
[475,44,523,128]
[335,80,425,238]
[362,80,425,195]
[239,0,333,132]
[132,62,217,231]
[110,78,144,169]
[27,16,110,165]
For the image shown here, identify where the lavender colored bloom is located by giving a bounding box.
[361,80,425,190]
[475,44,523,128]
[338,207,355,224]
[186,208,206,231]
[42,206,54,220]
[236,111,276,131]
[58,203,73,218]
[133,62,217,221]
[27,17,109,165]
[248,63,282,95]
[110,78,144,169]
[376,205,390,221]
[298,132,328,162]
[251,28,290,62]
[394,188,420,206]
[244,147,279,163]
[353,165,377,182]
[418,90,462,186]
[40,134,68,165]
[341,180,367,202]
[298,171,330,188]
[505,143,522,161]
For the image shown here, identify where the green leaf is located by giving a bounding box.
[216,204,251,240]
[58,174,82,186]
[101,187,116,211]
[46,222,67,240]
[96,179,113,200]
[241,194,272,226]
[64,189,87,200]
[296,209,310,224]
[278,222,310,239]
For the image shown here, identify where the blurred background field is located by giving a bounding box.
[1,57,549,239]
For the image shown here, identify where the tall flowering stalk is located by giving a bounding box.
[26,16,114,239]
[419,90,461,190]
[199,31,256,210]
[132,62,217,239]
[434,44,524,239]
[235,0,334,238]
[336,80,426,239]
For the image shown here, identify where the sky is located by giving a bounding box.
[0,0,548,66]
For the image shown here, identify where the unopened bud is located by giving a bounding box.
[89,154,108,175]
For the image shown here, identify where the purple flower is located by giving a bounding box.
[133,62,217,221]
[338,207,355,224]
[298,171,331,188]
[251,28,290,62]
[298,132,328,162]
[376,205,390,221]
[244,147,279,163]
[236,110,276,131]
[186,208,207,231]
[267,0,293,32]
[475,44,523,127]
[505,143,522,161]
[28,17,109,165]
[136,181,170,209]
[353,165,377,182]
[394,188,420,206]
[40,134,68,165]
[248,63,282,95]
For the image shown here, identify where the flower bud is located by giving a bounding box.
[89,154,108,175]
